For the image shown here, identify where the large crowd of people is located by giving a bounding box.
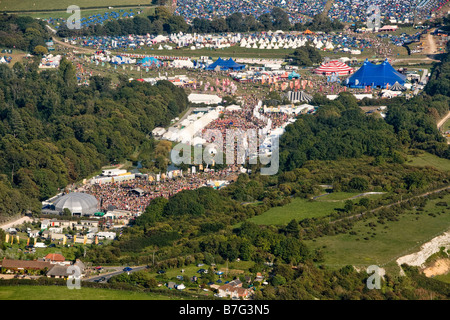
[328,0,449,23]
[77,166,240,214]
[175,0,449,24]
[175,0,327,24]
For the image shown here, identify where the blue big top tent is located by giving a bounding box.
[345,59,406,88]
[205,57,245,71]
[205,57,226,70]
[222,58,245,71]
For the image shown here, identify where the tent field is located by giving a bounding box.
[0,0,146,12]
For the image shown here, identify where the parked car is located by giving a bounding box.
[157,270,166,274]
[94,277,107,283]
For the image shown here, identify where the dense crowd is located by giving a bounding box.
[175,0,448,24]
[328,0,449,23]
[78,167,239,214]
[175,0,327,24]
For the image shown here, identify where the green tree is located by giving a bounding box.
[33,45,48,55]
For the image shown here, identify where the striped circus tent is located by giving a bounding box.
[390,81,407,91]
[284,91,313,103]
[314,60,354,76]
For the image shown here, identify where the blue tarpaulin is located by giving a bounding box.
[140,56,161,67]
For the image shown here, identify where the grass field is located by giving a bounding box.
[0,0,149,12]
[406,152,450,172]
[433,272,450,284]
[244,197,345,226]
[316,192,386,201]
[243,192,390,226]
[150,261,255,281]
[0,285,179,300]
[305,193,450,272]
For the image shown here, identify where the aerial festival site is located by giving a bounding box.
[0,0,449,311]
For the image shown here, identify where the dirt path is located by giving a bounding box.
[52,37,96,54]
[437,111,450,129]
[424,29,437,55]
[0,216,33,230]
[437,111,450,144]
[322,0,334,16]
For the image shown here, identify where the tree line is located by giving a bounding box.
[54,7,344,38]
[0,14,50,52]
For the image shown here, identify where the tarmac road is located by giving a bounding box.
[84,265,148,283]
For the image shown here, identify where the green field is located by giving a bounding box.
[149,261,254,281]
[434,272,450,284]
[406,152,450,172]
[114,43,384,61]
[305,193,450,271]
[0,285,178,300]
[245,197,344,226]
[0,0,149,12]
[243,192,390,226]
[316,192,386,201]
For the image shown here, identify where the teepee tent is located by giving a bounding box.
[285,91,313,103]
[390,81,407,91]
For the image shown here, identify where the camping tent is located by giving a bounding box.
[345,59,406,88]
[314,60,354,76]
[140,56,161,67]
[288,71,301,79]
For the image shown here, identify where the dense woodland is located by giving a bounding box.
[0,57,188,217]
[0,14,50,53]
